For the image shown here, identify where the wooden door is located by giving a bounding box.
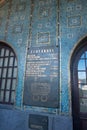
[71,41,87,130]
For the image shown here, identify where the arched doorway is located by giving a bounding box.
[71,37,87,130]
[0,42,17,105]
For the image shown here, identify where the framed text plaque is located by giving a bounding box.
[29,114,48,130]
[23,46,59,108]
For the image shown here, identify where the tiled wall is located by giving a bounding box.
[0,0,31,109]
[60,0,87,113]
[0,0,87,115]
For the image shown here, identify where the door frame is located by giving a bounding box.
[70,37,87,130]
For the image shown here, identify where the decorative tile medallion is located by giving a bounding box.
[68,16,81,27]
[38,7,50,18]
[13,24,23,33]
[37,32,50,44]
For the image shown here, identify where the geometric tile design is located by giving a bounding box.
[68,16,81,27]
[12,24,23,33]
[38,7,50,18]
[16,2,26,12]
[0,0,77,115]
[0,0,87,115]
[37,32,50,44]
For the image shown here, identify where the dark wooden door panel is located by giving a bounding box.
[80,119,87,130]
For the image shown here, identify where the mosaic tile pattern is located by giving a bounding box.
[0,0,31,109]
[30,0,58,47]
[0,5,8,39]
[37,32,50,44]
[0,0,59,114]
[68,15,82,27]
[0,0,87,115]
[60,0,87,113]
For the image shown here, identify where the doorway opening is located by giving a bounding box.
[70,37,87,130]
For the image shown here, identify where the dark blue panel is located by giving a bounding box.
[23,46,59,108]
[29,114,48,130]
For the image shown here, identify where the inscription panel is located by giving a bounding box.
[23,46,59,108]
[29,114,48,130]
